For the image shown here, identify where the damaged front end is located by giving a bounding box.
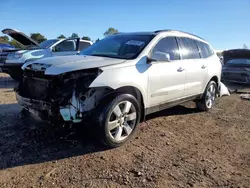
[15,67,112,124]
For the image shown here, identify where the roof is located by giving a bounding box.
[115,29,205,41]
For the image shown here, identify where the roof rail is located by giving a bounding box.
[154,29,205,41]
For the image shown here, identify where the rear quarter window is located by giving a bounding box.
[196,41,214,58]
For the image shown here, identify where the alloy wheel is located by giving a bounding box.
[108,101,137,142]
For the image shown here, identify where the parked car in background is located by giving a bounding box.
[0,28,93,80]
[16,30,221,148]
[221,49,250,84]
[0,43,19,73]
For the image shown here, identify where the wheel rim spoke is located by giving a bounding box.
[126,112,137,121]
[123,123,133,135]
[113,105,122,117]
[123,101,132,113]
[108,120,119,131]
[205,84,216,108]
[114,126,123,141]
[108,100,137,142]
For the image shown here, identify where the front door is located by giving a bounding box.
[147,36,186,107]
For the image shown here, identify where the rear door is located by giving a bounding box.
[147,36,186,107]
[177,37,208,96]
[52,38,79,56]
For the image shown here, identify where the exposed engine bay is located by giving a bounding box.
[15,67,112,123]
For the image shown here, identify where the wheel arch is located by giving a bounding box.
[114,86,145,123]
[202,75,220,94]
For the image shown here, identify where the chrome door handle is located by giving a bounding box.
[177,67,185,72]
[201,65,207,69]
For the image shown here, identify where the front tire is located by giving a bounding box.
[95,94,141,148]
[196,81,217,111]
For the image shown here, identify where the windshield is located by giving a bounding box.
[39,39,59,48]
[227,59,250,65]
[80,34,155,59]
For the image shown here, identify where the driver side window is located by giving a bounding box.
[54,39,76,52]
[151,37,180,61]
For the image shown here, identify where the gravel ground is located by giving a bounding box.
[0,73,249,188]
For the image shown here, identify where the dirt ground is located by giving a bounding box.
[0,73,249,188]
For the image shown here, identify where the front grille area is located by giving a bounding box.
[19,68,99,103]
[20,76,59,101]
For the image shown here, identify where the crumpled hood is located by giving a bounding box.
[22,55,126,75]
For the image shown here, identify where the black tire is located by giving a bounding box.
[94,94,141,148]
[196,81,217,111]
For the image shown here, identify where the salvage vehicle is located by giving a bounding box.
[221,49,250,84]
[16,30,222,148]
[0,28,92,80]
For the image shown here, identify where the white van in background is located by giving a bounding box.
[0,28,92,80]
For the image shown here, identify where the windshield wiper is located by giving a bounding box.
[90,54,127,59]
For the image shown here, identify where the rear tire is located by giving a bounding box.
[196,81,217,111]
[94,94,141,148]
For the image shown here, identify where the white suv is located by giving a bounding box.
[16,30,222,148]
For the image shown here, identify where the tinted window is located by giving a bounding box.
[80,34,154,59]
[55,39,77,52]
[227,59,250,65]
[39,39,59,48]
[79,41,91,51]
[196,41,213,58]
[151,37,180,61]
[177,37,200,59]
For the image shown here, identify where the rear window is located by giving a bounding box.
[226,59,250,65]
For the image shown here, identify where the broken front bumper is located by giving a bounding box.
[16,92,53,120]
[16,91,92,123]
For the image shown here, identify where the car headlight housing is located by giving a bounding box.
[8,53,23,59]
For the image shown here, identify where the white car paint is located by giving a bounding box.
[21,30,222,118]
[22,55,126,75]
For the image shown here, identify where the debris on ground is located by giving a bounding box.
[219,82,230,97]
[240,94,250,100]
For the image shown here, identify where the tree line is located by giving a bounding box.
[0,27,119,48]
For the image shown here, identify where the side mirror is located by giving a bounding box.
[151,51,171,62]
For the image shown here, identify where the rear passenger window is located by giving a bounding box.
[151,37,180,61]
[79,41,91,51]
[177,37,200,59]
[196,41,213,58]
